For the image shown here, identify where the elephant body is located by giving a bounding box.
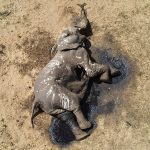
[31,4,120,141]
[34,47,89,115]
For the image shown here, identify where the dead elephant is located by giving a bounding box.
[31,4,120,141]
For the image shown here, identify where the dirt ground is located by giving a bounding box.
[0,0,150,150]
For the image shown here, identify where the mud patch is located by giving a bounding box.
[20,94,35,110]
[49,48,132,147]
[96,48,130,84]
[49,118,75,147]
[16,29,54,76]
[62,6,78,18]
[0,118,14,149]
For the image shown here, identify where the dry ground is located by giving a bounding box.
[0,0,150,150]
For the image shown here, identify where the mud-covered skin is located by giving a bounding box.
[34,46,111,111]
[33,46,110,126]
[32,4,120,141]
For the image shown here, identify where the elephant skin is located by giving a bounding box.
[31,4,120,141]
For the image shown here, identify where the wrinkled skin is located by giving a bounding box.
[31,4,120,141]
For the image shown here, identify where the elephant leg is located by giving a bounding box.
[109,65,121,77]
[100,65,121,82]
[59,99,91,130]
[56,85,91,130]
[61,96,91,130]
[56,111,90,141]
[72,125,90,141]
[99,65,110,82]
[73,108,91,130]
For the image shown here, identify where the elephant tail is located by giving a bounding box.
[31,100,43,128]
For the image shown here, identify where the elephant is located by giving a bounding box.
[31,4,120,141]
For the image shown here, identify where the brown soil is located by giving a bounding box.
[0,0,150,150]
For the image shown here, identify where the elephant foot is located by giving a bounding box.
[100,72,109,82]
[100,66,121,83]
[110,66,121,77]
[79,120,91,129]
[72,128,90,141]
[74,109,91,129]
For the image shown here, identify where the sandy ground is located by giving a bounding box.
[0,0,150,150]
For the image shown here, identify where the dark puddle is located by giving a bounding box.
[48,48,131,147]
[97,48,130,84]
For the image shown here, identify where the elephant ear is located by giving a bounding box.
[59,43,81,51]
[50,40,82,55]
